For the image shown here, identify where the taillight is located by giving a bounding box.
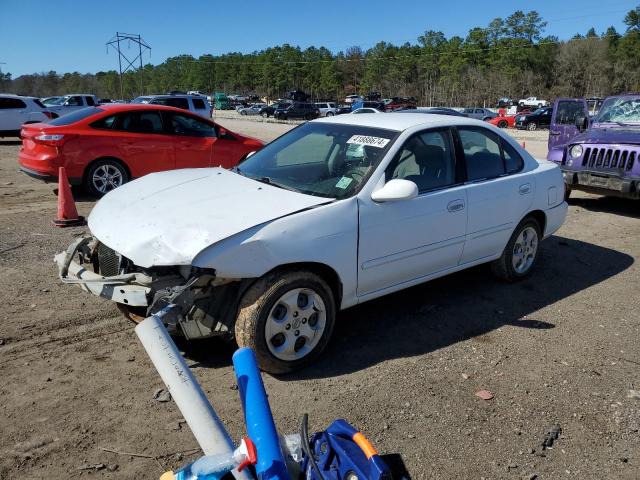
[34,134,68,147]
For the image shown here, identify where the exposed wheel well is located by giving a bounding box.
[83,157,131,184]
[526,210,546,235]
[265,262,343,307]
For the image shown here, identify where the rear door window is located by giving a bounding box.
[151,97,190,110]
[90,115,117,129]
[85,96,96,106]
[458,128,505,181]
[114,111,164,133]
[192,98,206,109]
[67,96,84,106]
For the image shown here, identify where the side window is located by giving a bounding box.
[152,97,190,110]
[192,98,206,109]
[502,141,524,174]
[0,98,27,109]
[555,102,585,125]
[85,96,96,106]
[170,113,215,137]
[458,128,505,181]
[137,112,164,133]
[387,129,456,192]
[116,113,136,131]
[90,115,117,130]
[68,96,83,106]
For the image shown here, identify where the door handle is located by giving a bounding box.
[447,199,465,212]
[549,131,560,136]
[519,183,531,195]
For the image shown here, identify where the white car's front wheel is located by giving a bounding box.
[235,270,336,374]
[491,217,541,281]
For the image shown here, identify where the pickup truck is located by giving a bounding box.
[47,94,100,116]
[518,97,548,109]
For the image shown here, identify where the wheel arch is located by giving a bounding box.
[523,209,546,235]
[262,262,343,307]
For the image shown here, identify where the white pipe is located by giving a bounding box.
[135,309,250,480]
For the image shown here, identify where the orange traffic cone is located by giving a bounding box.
[521,141,526,149]
[53,167,85,227]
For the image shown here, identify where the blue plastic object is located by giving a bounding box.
[232,347,289,480]
[304,419,392,480]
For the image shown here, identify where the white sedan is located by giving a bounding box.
[55,113,567,373]
[351,107,384,114]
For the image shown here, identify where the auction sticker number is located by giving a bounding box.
[347,135,390,148]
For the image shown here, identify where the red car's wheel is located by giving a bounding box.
[498,119,508,128]
[84,159,129,197]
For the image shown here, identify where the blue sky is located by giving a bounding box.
[1,0,637,76]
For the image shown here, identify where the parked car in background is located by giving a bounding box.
[46,94,100,116]
[547,95,640,200]
[0,95,56,137]
[351,101,386,112]
[213,92,231,110]
[384,97,417,111]
[228,94,247,102]
[146,94,212,118]
[398,107,467,117]
[41,96,64,106]
[518,97,548,109]
[351,107,384,114]
[258,102,289,118]
[238,104,267,115]
[54,113,567,373]
[344,95,364,104]
[315,102,338,117]
[273,102,320,120]
[496,97,513,108]
[335,105,352,115]
[462,108,498,121]
[18,104,263,196]
[515,106,553,130]
[489,114,517,128]
[131,96,153,104]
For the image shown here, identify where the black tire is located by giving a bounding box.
[564,185,572,201]
[497,120,508,128]
[84,159,129,198]
[235,270,336,374]
[261,112,268,118]
[519,102,525,107]
[240,111,247,115]
[491,217,542,282]
[326,111,334,117]
[304,113,312,120]
[527,122,537,131]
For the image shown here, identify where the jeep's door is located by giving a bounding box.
[357,128,467,297]
[548,98,588,162]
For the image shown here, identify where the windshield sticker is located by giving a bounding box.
[347,135,390,148]
[335,176,353,189]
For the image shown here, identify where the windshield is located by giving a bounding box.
[531,108,546,115]
[44,97,64,105]
[236,122,399,199]
[131,96,151,104]
[593,97,640,124]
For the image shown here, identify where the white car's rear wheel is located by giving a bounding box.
[491,217,541,281]
[235,271,336,374]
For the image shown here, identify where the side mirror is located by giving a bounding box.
[371,179,418,203]
[575,116,588,131]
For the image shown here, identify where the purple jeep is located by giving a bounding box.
[547,95,640,199]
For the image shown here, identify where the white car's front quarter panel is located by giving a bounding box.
[192,198,360,309]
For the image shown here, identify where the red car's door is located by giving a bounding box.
[211,127,249,169]
[165,112,216,169]
[112,110,175,178]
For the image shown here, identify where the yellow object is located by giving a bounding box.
[159,471,176,480]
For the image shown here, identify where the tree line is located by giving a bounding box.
[1,6,639,106]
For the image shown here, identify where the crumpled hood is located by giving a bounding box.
[88,168,331,267]
[571,126,640,145]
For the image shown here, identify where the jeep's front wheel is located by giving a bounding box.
[235,271,336,374]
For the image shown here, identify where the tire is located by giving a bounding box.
[564,184,572,201]
[497,120,508,128]
[235,270,336,374]
[84,159,129,197]
[326,111,334,117]
[304,113,312,121]
[240,111,247,115]
[261,112,268,118]
[527,122,537,131]
[519,102,525,107]
[491,217,542,281]
[537,103,543,108]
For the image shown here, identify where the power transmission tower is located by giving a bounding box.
[106,33,151,99]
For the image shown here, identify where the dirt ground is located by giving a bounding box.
[0,119,638,480]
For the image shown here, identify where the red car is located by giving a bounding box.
[19,104,264,196]
[489,115,517,128]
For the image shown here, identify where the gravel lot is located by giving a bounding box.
[0,120,638,480]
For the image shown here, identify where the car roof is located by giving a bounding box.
[314,111,488,131]
[0,93,38,100]
[64,93,96,96]
[96,103,206,114]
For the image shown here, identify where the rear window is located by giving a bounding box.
[85,96,96,106]
[0,98,27,109]
[151,97,190,110]
[48,107,104,126]
[192,98,206,109]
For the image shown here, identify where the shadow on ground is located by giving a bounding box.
[181,236,632,377]
[569,195,640,219]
